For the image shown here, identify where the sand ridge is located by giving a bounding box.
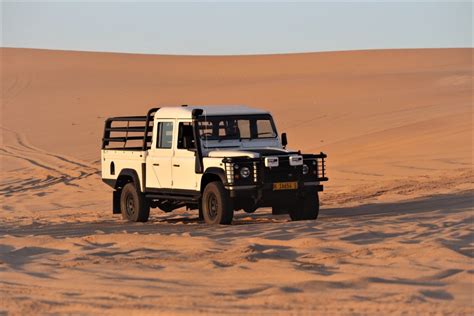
[1,48,473,314]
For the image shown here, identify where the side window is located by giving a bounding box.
[237,120,251,138]
[156,122,173,149]
[177,122,195,149]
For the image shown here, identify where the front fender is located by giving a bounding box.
[203,167,227,183]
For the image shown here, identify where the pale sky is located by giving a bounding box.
[1,1,472,55]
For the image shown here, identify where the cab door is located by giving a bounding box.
[146,120,174,189]
[172,121,198,191]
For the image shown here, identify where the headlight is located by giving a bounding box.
[289,155,303,166]
[302,164,309,175]
[240,167,250,178]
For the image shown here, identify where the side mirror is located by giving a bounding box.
[281,132,288,148]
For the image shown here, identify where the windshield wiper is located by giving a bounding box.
[239,136,253,141]
[218,136,239,143]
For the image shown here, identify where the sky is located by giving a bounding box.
[1,1,472,55]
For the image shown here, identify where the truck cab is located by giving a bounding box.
[101,105,328,224]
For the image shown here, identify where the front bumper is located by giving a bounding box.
[225,182,323,205]
[225,182,323,192]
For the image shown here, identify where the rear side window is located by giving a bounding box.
[157,122,173,149]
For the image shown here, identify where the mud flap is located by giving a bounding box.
[113,190,121,214]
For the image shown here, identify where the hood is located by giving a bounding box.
[208,150,259,158]
[207,147,292,158]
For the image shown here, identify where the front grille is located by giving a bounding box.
[223,153,327,186]
[262,158,302,183]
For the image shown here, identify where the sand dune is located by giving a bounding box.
[1,48,473,314]
[1,193,472,315]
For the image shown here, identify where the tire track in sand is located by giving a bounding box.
[0,127,100,196]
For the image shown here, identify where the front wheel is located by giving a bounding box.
[202,181,233,225]
[289,191,319,221]
[120,183,150,222]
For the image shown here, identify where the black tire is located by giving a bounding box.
[272,206,289,215]
[198,199,204,221]
[202,181,233,225]
[120,183,150,222]
[289,191,319,221]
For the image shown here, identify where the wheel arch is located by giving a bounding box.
[201,167,226,192]
[115,168,142,192]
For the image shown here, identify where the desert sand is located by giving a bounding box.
[1,47,473,315]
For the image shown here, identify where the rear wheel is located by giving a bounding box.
[120,183,150,222]
[202,181,233,225]
[272,206,289,215]
[289,191,319,221]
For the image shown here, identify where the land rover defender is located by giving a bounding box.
[101,105,328,224]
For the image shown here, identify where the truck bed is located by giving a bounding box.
[101,149,146,189]
[101,108,159,190]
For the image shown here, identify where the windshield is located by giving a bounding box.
[198,115,277,141]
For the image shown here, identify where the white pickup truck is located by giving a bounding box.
[101,105,328,225]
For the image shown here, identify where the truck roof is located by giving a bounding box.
[154,105,270,120]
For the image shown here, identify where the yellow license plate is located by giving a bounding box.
[273,181,298,190]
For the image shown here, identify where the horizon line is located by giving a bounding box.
[1,46,472,58]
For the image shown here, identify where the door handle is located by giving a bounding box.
[173,164,180,167]
[153,163,160,166]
